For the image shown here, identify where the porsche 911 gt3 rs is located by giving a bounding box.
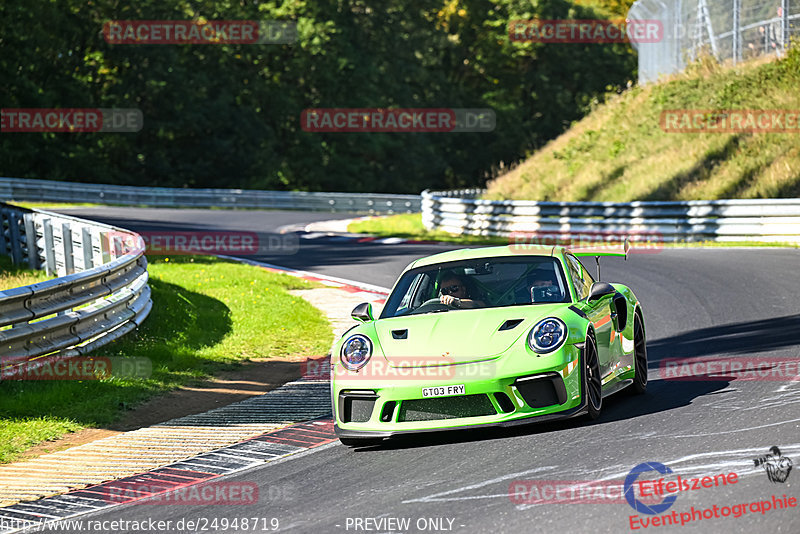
[332,244,647,446]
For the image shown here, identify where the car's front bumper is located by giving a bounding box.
[332,343,585,438]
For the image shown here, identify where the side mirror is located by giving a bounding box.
[587,282,616,302]
[351,302,374,323]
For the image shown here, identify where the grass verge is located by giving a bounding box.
[5,201,107,210]
[486,49,800,201]
[348,213,798,248]
[349,214,506,245]
[0,255,51,291]
[0,255,332,464]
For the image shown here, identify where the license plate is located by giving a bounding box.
[421,384,465,398]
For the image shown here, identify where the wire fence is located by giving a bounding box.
[628,0,800,83]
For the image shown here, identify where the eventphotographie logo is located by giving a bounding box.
[753,446,793,483]
[624,462,679,515]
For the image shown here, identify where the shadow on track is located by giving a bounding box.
[645,314,800,360]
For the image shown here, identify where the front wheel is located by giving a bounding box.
[583,331,602,420]
[629,314,648,395]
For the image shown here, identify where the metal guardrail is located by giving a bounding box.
[0,177,421,214]
[422,189,800,243]
[0,203,152,375]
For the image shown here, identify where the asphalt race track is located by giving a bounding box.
[40,208,800,533]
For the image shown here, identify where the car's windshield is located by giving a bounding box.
[380,257,570,318]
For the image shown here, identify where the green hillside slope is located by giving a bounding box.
[485,48,800,202]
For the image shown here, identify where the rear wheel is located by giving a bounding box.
[629,314,648,394]
[584,331,602,420]
[338,437,383,448]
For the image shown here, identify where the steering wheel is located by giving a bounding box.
[409,298,457,315]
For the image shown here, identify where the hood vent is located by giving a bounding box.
[392,329,408,339]
[498,319,524,331]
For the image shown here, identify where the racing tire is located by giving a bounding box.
[629,313,648,395]
[583,331,602,420]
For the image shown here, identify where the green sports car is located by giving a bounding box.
[332,244,647,447]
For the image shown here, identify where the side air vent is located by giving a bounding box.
[499,319,524,331]
[494,392,516,413]
[338,391,378,423]
[380,401,397,422]
[392,329,408,339]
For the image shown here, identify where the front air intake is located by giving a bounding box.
[398,394,496,422]
[513,373,567,408]
[338,391,378,423]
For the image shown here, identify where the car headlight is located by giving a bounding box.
[528,317,567,354]
[340,334,373,371]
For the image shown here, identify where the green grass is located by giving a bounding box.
[348,213,798,248]
[0,418,83,460]
[0,255,51,291]
[5,201,107,210]
[486,48,800,202]
[349,214,507,245]
[0,255,332,463]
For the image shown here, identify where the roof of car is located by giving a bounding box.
[408,245,559,270]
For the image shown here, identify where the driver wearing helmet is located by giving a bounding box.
[528,266,564,303]
[438,273,485,309]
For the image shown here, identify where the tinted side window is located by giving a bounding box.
[578,257,596,290]
[565,255,590,300]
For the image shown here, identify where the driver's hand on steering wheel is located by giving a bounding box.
[440,294,461,307]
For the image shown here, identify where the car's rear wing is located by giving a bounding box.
[566,239,630,280]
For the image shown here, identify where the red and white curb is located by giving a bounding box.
[0,416,337,533]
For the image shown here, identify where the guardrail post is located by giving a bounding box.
[0,207,8,258]
[42,218,56,276]
[732,0,740,63]
[81,227,94,271]
[7,209,23,265]
[111,234,123,259]
[99,231,112,264]
[780,0,789,53]
[23,212,39,269]
[62,223,75,275]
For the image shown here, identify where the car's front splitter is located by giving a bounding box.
[333,400,588,440]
